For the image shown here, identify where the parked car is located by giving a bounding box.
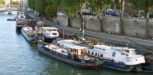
[111,10,120,16]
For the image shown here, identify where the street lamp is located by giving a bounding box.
[82,20,85,37]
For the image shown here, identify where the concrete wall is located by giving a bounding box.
[103,16,120,34]
[55,13,68,26]
[55,15,153,38]
[149,25,153,38]
[124,20,145,38]
[84,15,101,31]
[71,16,81,28]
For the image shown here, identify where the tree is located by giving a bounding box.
[119,0,125,35]
[45,2,57,20]
[35,0,41,14]
[112,0,120,9]
[28,0,36,9]
[0,0,5,4]
[61,0,78,27]
[60,0,87,37]
[88,0,111,32]
[76,0,87,37]
[112,0,125,35]
[35,0,48,16]
[131,0,153,39]
[45,0,60,20]
[10,0,19,5]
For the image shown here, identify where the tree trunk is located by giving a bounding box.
[145,0,150,39]
[98,17,104,32]
[68,17,71,27]
[145,12,150,39]
[119,0,125,35]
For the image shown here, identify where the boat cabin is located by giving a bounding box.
[88,45,145,65]
[56,40,92,60]
[40,27,59,38]
[57,40,87,56]
[22,26,34,36]
[44,40,102,68]
[57,39,80,45]
[17,12,26,20]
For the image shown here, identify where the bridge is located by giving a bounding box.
[0,5,18,12]
[0,0,27,14]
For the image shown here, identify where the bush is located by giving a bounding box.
[90,38,99,45]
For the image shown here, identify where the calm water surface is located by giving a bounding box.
[0,11,151,75]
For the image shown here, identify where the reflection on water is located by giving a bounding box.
[0,11,151,75]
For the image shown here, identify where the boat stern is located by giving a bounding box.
[126,55,145,65]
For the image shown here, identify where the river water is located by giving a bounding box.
[0,11,151,75]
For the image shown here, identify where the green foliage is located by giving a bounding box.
[44,24,48,27]
[90,38,99,45]
[112,0,120,9]
[130,0,153,38]
[28,0,36,9]
[131,0,153,10]
[62,0,79,18]
[10,1,19,5]
[61,0,87,16]
[0,0,5,4]
[35,0,42,14]
[45,3,57,18]
[35,0,48,16]
[88,0,111,18]
[143,51,153,56]
[28,0,58,18]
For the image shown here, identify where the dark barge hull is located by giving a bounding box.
[102,59,153,72]
[43,36,58,43]
[37,44,101,69]
[21,28,37,43]
[102,61,135,72]
[16,26,22,32]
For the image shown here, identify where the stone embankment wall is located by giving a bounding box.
[55,14,153,38]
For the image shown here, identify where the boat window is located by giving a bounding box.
[102,48,105,51]
[121,53,125,55]
[95,47,99,50]
[92,52,94,55]
[74,49,77,52]
[52,33,57,35]
[125,50,129,53]
[112,52,116,57]
[90,46,94,49]
[100,54,103,57]
[95,53,97,56]
[57,43,59,46]
[88,51,90,54]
